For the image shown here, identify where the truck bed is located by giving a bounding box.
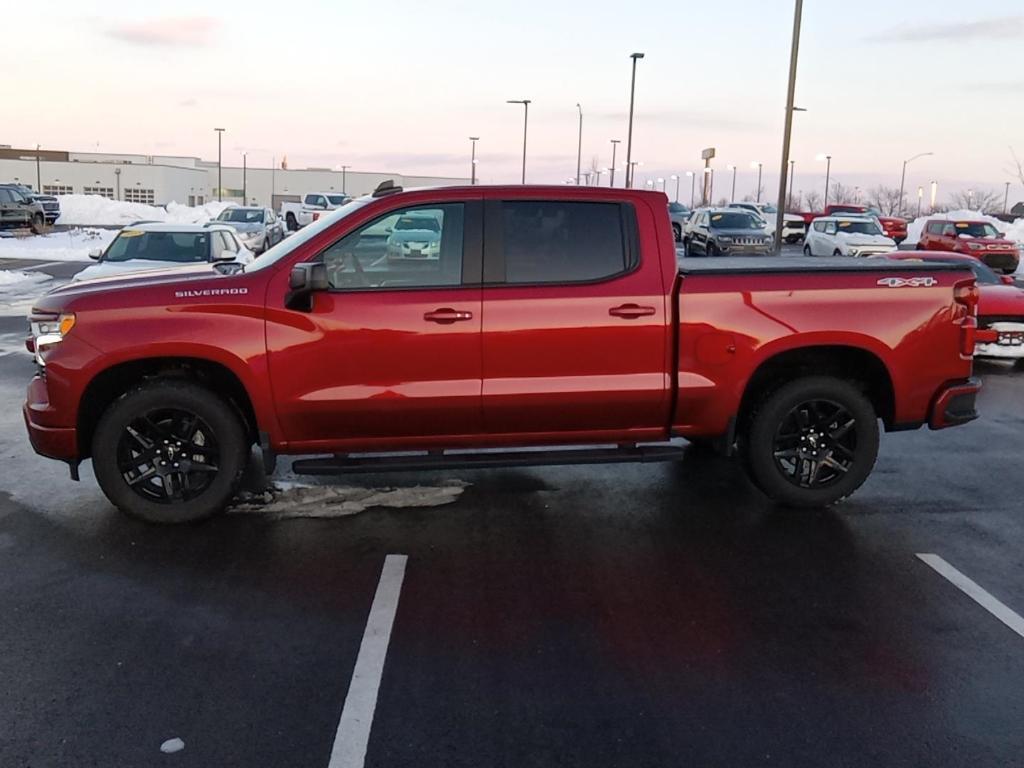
[678,256,969,275]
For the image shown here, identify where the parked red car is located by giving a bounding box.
[886,251,1024,361]
[915,218,1020,274]
[24,183,988,522]
[791,205,908,244]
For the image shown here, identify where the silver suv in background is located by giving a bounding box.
[668,201,691,242]
[214,207,285,253]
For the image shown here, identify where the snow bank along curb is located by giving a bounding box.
[55,193,233,227]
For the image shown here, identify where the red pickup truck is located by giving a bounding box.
[24,184,988,523]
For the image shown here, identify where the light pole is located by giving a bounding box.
[114,167,121,200]
[271,156,276,207]
[469,137,479,185]
[751,161,763,202]
[507,100,531,184]
[968,188,975,210]
[930,181,938,212]
[686,171,696,207]
[703,167,713,206]
[1005,181,1011,214]
[214,128,225,202]
[340,165,349,195]
[787,159,795,210]
[658,177,666,193]
[774,0,804,252]
[609,139,621,187]
[917,186,923,218]
[817,153,832,208]
[35,144,41,192]
[595,169,605,186]
[898,151,933,216]
[671,174,680,202]
[625,52,645,188]
[727,164,737,203]
[242,152,247,203]
[575,104,583,185]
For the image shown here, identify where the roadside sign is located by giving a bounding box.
[701,147,716,160]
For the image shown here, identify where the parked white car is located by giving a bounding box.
[728,202,807,243]
[73,223,253,282]
[279,192,352,232]
[803,216,896,258]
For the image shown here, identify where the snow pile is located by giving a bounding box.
[0,269,52,288]
[0,228,117,262]
[55,194,233,226]
[905,209,1021,245]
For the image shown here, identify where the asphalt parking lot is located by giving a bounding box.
[2,260,1024,767]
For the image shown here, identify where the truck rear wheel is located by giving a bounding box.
[744,376,879,508]
[30,213,45,234]
[286,212,298,231]
[92,382,249,524]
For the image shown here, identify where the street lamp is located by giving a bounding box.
[671,174,680,202]
[774,0,804,252]
[214,128,225,202]
[917,186,924,218]
[609,139,621,187]
[595,169,605,186]
[575,104,583,186]
[930,181,938,212]
[469,137,479,185]
[898,151,933,216]
[750,161,763,202]
[657,177,666,193]
[242,151,247,203]
[1005,181,1012,215]
[625,53,645,188]
[114,167,121,200]
[507,100,531,184]
[817,153,832,208]
[787,159,796,210]
[727,164,737,203]
[686,170,696,207]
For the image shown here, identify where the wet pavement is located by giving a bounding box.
[1,262,1023,767]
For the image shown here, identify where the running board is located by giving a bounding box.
[291,445,688,475]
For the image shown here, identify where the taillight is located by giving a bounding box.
[954,279,981,357]
[953,280,979,316]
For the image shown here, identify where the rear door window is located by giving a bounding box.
[493,201,632,284]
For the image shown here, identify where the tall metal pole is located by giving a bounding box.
[823,155,831,209]
[469,138,479,185]
[507,100,530,183]
[35,145,41,192]
[787,160,795,210]
[673,175,680,202]
[575,104,583,185]
[774,0,803,252]
[114,167,121,200]
[625,53,645,189]
[609,140,620,187]
[271,155,276,207]
[242,152,247,203]
[729,165,737,203]
[689,172,696,207]
[1005,181,1011,214]
[756,162,763,203]
[341,165,349,195]
[898,152,933,217]
[214,128,225,202]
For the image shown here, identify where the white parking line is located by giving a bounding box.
[20,261,66,271]
[328,554,408,768]
[917,553,1024,640]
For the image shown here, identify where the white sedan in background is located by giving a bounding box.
[73,223,253,281]
[803,216,896,258]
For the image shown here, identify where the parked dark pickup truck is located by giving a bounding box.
[0,184,47,233]
[24,184,990,523]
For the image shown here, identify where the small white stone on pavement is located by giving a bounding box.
[160,737,185,754]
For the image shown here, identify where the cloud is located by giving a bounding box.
[178,98,198,108]
[106,17,220,48]
[866,15,1024,43]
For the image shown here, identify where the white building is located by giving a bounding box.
[0,147,470,208]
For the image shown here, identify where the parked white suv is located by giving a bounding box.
[803,216,896,258]
[728,202,806,243]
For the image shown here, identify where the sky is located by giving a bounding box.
[3,0,1023,206]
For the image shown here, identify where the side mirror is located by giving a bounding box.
[1001,275,1015,286]
[88,248,102,260]
[287,262,329,311]
[384,227,393,234]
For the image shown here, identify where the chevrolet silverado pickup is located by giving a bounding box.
[24,183,989,523]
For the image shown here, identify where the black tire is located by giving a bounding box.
[708,242,721,258]
[743,376,879,508]
[91,382,249,524]
[833,249,843,257]
[30,213,44,235]
[286,212,298,232]
[673,223,682,242]
[803,244,813,257]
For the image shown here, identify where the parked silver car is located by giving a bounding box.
[214,207,285,253]
[385,213,442,261]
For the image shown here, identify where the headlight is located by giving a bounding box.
[30,313,75,367]
[966,242,984,250]
[718,236,734,243]
[848,248,860,256]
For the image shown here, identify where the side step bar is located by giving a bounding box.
[292,445,688,475]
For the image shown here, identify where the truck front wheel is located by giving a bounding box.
[92,382,249,523]
[286,212,298,231]
[744,376,879,508]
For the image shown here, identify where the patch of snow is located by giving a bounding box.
[0,228,116,263]
[160,738,185,754]
[0,269,52,287]
[56,194,233,227]
[231,480,468,519]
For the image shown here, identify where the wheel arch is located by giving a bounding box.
[76,356,260,459]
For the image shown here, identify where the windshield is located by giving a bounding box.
[709,212,761,230]
[246,197,373,273]
[668,202,689,213]
[327,195,349,205]
[395,216,440,232]
[103,230,210,263]
[836,220,882,236]
[759,204,777,214]
[954,222,1000,238]
[218,209,265,223]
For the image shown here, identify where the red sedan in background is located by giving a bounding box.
[886,252,1024,363]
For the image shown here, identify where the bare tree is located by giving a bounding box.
[715,197,730,207]
[868,185,904,216]
[948,188,1002,212]
[802,189,823,212]
[829,181,859,205]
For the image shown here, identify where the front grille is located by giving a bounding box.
[43,203,59,212]
[982,252,1020,272]
[729,237,767,246]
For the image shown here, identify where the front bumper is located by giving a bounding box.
[23,375,78,461]
[928,377,982,430]
[975,322,1024,359]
